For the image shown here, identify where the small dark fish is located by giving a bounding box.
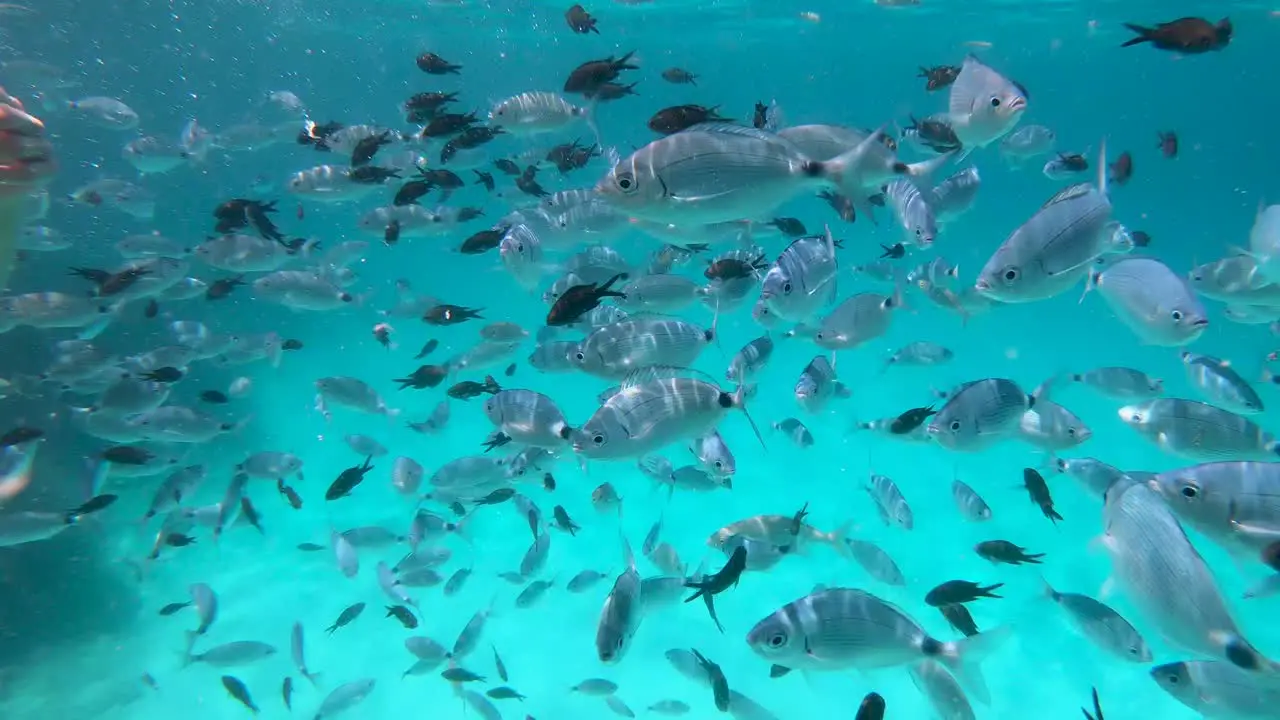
[546,272,627,326]
[221,675,259,715]
[449,501,466,516]
[142,673,159,690]
[239,496,264,533]
[165,533,197,547]
[856,692,886,720]
[277,479,303,510]
[467,171,495,194]
[705,254,768,281]
[493,158,521,176]
[918,64,961,91]
[384,219,401,247]
[1108,151,1133,185]
[589,81,638,102]
[349,166,401,184]
[283,339,304,351]
[975,539,1044,565]
[1082,687,1105,720]
[691,649,731,711]
[393,180,432,206]
[1022,467,1063,524]
[97,267,152,296]
[543,473,556,491]
[144,298,159,318]
[1121,17,1232,54]
[141,366,183,383]
[102,445,154,465]
[351,131,393,167]
[504,362,517,377]
[415,339,439,359]
[326,602,367,634]
[424,304,484,325]
[70,493,117,516]
[516,166,549,197]
[661,68,697,85]
[493,645,509,682]
[486,686,527,701]
[482,431,512,453]
[386,604,418,628]
[441,667,486,683]
[788,503,809,539]
[565,3,599,34]
[818,190,857,223]
[394,364,449,390]
[159,601,191,616]
[684,544,747,633]
[0,426,43,448]
[326,456,374,501]
[200,390,229,404]
[476,488,516,506]
[416,51,462,74]
[648,104,728,135]
[879,243,905,260]
[297,542,325,552]
[889,404,937,434]
[770,217,806,237]
[206,275,247,300]
[448,375,501,400]
[459,227,506,255]
[563,51,638,96]
[752,101,769,130]
[1131,230,1152,248]
[924,579,1004,607]
[552,505,581,535]
[939,603,980,636]
[1157,131,1178,158]
[282,676,293,711]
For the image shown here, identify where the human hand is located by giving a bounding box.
[0,87,55,197]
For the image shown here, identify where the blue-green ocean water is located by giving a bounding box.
[2,0,1279,718]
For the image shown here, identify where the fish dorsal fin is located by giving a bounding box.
[948,55,997,117]
[1041,183,1093,208]
[680,122,771,140]
[620,365,714,390]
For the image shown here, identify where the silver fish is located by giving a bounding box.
[726,334,775,382]
[811,289,903,350]
[951,480,992,522]
[596,539,644,664]
[1152,660,1280,718]
[844,539,905,586]
[571,318,714,379]
[928,378,1033,451]
[1068,367,1163,399]
[1017,399,1092,451]
[1150,461,1280,556]
[1041,578,1151,663]
[1085,256,1208,346]
[482,389,571,447]
[883,178,938,248]
[1118,398,1280,461]
[1102,480,1272,670]
[759,229,839,324]
[1180,352,1263,414]
[866,473,913,530]
[944,55,1027,154]
[689,430,735,478]
[909,659,975,720]
[774,418,814,448]
[929,167,981,222]
[793,355,850,413]
[314,679,376,720]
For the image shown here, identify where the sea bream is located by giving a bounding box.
[1102,478,1275,672]
[570,317,715,379]
[1179,352,1263,414]
[481,389,573,447]
[1083,256,1208,346]
[944,55,1028,157]
[595,123,944,227]
[928,378,1034,451]
[1149,461,1280,557]
[572,370,763,461]
[746,587,1004,701]
[974,145,1129,303]
[1118,398,1280,462]
[758,229,840,325]
[793,355,850,413]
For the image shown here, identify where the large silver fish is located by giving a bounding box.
[928,378,1034,451]
[1118,398,1280,461]
[945,55,1027,156]
[1150,461,1280,556]
[1084,256,1208,346]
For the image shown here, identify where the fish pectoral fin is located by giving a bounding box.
[1229,519,1280,541]
[669,189,734,205]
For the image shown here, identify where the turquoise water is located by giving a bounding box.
[2,1,1279,718]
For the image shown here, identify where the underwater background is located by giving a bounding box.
[1,0,1278,718]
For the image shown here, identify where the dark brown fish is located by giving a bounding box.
[282,339,303,351]
[141,366,183,383]
[856,692,886,720]
[159,601,191,616]
[917,65,960,91]
[474,170,495,192]
[144,298,159,318]
[704,254,767,281]
[348,166,400,184]
[1157,130,1178,158]
[70,493,118,516]
[552,505,580,534]
[394,364,449,390]
[240,496,265,533]
[565,4,599,34]
[326,602,366,634]
[661,68,697,85]
[351,130,393,167]
[546,272,627,326]
[200,390,229,404]
[206,275,246,300]
[587,81,638,102]
[563,52,638,95]
[282,677,293,711]
[166,533,197,547]
[220,675,259,715]
[493,158,521,176]
[683,545,747,633]
[770,217,806,237]
[421,112,478,138]
[475,488,516,505]
[1121,17,1231,54]
[974,539,1044,565]
[516,166,549,197]
[448,375,501,400]
[102,445,154,465]
[1108,151,1133,185]
[326,457,374,501]
[818,190,857,223]
[277,478,303,509]
[458,228,505,254]
[393,179,432,206]
[416,52,462,74]
[504,363,517,377]
[939,603,980,636]
[384,219,401,247]
[1022,467,1063,524]
[1131,230,1152,248]
[648,104,728,135]
[0,426,43,448]
[924,579,1004,607]
[424,304,484,326]
[386,604,418,628]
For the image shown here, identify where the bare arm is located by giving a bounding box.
[0,88,56,292]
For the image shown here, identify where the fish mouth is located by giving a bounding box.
[1191,319,1210,328]
[1009,96,1028,112]
[973,278,991,292]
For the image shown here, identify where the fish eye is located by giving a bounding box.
[1180,483,1199,499]
[1166,673,1179,684]
[615,172,637,193]
[1067,427,1076,437]
[949,420,961,432]
[575,352,585,361]
[990,97,1001,107]
[1128,645,1142,656]
[714,460,724,471]
[1001,267,1020,283]
[1170,309,1183,321]
[767,632,788,648]
[782,282,793,294]
[592,434,605,445]
[1131,413,1143,422]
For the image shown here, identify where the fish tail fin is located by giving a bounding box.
[1120,23,1153,47]
[826,520,852,556]
[304,670,323,687]
[1212,631,1276,672]
[181,630,199,668]
[899,150,955,179]
[935,625,1010,705]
